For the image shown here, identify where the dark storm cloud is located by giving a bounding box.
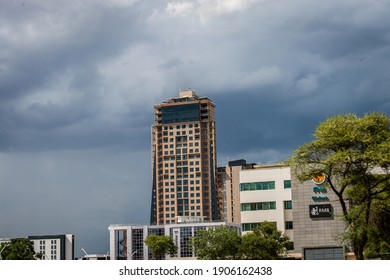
[1,0,390,255]
[207,0,390,164]
[0,0,152,149]
[0,3,141,99]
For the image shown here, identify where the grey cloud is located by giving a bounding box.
[158,57,183,69]
[1,0,390,256]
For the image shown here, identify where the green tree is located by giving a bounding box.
[240,222,290,260]
[0,238,36,260]
[191,226,241,260]
[359,200,390,259]
[144,234,178,260]
[289,112,390,259]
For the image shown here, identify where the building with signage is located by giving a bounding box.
[108,221,240,260]
[150,89,218,225]
[238,164,354,259]
[291,174,352,259]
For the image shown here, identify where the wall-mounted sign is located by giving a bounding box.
[309,204,332,218]
[312,174,326,185]
[311,195,329,202]
[313,186,327,194]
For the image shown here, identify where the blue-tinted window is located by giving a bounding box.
[161,104,200,124]
[242,223,260,231]
[241,201,276,211]
[240,181,275,191]
[242,222,277,231]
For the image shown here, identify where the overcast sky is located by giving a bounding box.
[1,0,390,257]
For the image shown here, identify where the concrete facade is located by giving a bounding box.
[108,221,240,260]
[239,165,293,240]
[151,89,218,225]
[217,160,255,224]
[29,234,75,260]
[291,175,348,259]
[1,234,75,260]
[239,165,351,259]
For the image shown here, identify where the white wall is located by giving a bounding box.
[240,166,292,234]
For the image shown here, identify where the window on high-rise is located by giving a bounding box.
[284,180,292,189]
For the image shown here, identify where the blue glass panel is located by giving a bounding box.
[161,104,200,124]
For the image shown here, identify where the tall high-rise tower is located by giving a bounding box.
[150,89,218,225]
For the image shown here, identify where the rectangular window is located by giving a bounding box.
[242,223,261,231]
[241,201,276,211]
[285,221,293,230]
[284,180,292,189]
[242,222,277,231]
[284,200,292,209]
[240,181,275,191]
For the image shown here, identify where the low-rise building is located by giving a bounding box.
[239,164,293,236]
[238,164,352,259]
[28,234,75,260]
[108,221,240,260]
[291,174,352,259]
[1,234,75,260]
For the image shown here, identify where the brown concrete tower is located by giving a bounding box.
[150,89,217,225]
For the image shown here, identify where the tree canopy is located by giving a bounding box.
[0,238,37,260]
[192,223,290,260]
[144,234,178,260]
[289,112,390,259]
[191,226,242,260]
[240,222,290,260]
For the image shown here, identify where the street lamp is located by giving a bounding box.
[129,250,137,260]
[81,248,89,260]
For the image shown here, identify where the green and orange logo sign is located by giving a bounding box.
[312,174,326,185]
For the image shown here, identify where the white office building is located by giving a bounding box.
[29,234,75,260]
[239,163,351,259]
[239,164,293,238]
